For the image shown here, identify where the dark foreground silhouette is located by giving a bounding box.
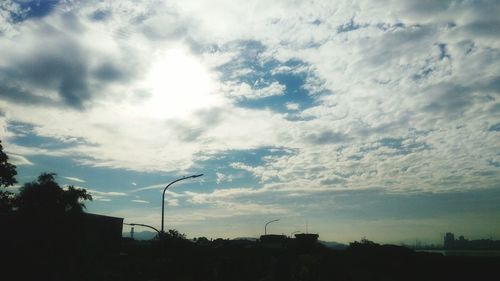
[3,230,499,281]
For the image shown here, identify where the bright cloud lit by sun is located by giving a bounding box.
[139,46,220,119]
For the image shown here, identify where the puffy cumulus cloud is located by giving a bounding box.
[220,81,286,100]
[215,172,233,184]
[1,0,499,205]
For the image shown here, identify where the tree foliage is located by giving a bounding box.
[163,229,187,240]
[16,172,92,215]
[0,140,17,213]
[0,140,17,188]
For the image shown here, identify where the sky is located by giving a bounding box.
[0,0,499,244]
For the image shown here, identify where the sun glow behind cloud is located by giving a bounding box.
[140,46,219,119]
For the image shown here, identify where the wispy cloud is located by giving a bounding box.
[87,189,128,197]
[5,153,33,166]
[131,199,150,204]
[63,176,86,183]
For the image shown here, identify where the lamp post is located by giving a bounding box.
[290,230,300,237]
[161,174,203,234]
[264,219,280,235]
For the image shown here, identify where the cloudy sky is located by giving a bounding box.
[1,0,499,243]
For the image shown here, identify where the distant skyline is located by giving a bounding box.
[1,0,499,244]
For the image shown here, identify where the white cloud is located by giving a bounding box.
[286,103,300,111]
[131,199,150,204]
[93,197,112,202]
[6,153,33,166]
[87,189,128,197]
[221,81,286,100]
[216,172,233,184]
[63,176,86,183]
[165,198,179,206]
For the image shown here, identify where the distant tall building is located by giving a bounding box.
[444,232,455,249]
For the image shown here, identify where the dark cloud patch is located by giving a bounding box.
[423,85,472,114]
[7,121,35,136]
[437,43,451,60]
[357,114,412,137]
[462,21,500,38]
[411,43,451,81]
[488,123,500,132]
[59,11,85,33]
[169,108,226,143]
[195,107,224,127]
[311,19,321,26]
[89,9,111,21]
[405,0,453,15]
[337,17,367,33]
[306,130,349,145]
[0,81,55,106]
[376,22,407,31]
[7,120,90,149]
[320,178,345,186]
[379,137,404,149]
[3,38,91,109]
[92,63,125,82]
[412,67,433,81]
[58,63,89,108]
[377,137,431,156]
[347,154,363,161]
[365,24,434,67]
[484,77,500,93]
[423,77,500,116]
[173,124,205,143]
[488,159,500,168]
[1,22,140,109]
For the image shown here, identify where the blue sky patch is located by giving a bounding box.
[9,0,59,22]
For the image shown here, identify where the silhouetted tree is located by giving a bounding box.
[15,172,92,215]
[0,140,17,213]
[164,228,187,240]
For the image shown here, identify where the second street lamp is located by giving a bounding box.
[161,174,203,234]
[264,219,280,235]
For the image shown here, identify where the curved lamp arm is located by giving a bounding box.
[124,222,161,235]
[264,219,280,235]
[161,174,203,233]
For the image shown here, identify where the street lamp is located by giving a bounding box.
[161,174,203,234]
[264,219,280,235]
[290,230,301,237]
[124,223,161,237]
